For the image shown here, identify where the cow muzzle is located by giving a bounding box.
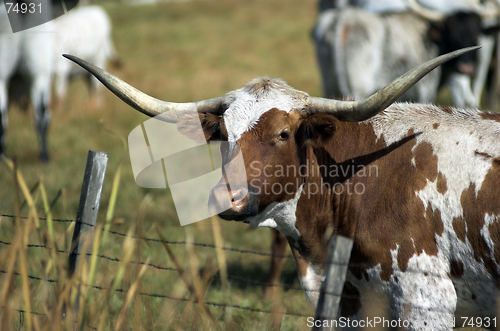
[457,62,475,76]
[208,184,253,221]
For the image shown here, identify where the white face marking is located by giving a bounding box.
[299,264,324,306]
[222,79,307,142]
[246,184,303,240]
[223,99,293,143]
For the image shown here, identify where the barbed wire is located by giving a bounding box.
[0,211,496,318]
[0,213,76,224]
[3,307,47,317]
[0,306,98,330]
[1,266,459,317]
[0,212,295,259]
[1,212,496,285]
[0,243,306,293]
[1,234,484,289]
[0,268,310,318]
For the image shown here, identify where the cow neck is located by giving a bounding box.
[292,119,385,266]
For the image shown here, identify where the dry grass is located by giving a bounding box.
[0,0,319,329]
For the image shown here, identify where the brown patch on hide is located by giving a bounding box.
[453,217,467,243]
[479,111,500,123]
[433,123,440,129]
[341,26,350,45]
[436,172,447,194]
[426,204,443,236]
[489,221,500,264]
[450,260,464,278]
[460,158,500,277]
[296,113,444,281]
[341,281,362,317]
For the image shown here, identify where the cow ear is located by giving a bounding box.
[296,113,336,147]
[177,113,223,142]
[482,25,500,36]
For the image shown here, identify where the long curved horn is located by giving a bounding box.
[406,0,500,21]
[306,46,480,122]
[404,0,445,21]
[478,1,500,20]
[63,54,224,123]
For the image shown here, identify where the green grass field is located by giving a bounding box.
[0,0,320,330]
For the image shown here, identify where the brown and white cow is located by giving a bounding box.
[65,48,500,330]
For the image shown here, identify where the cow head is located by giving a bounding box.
[407,0,500,78]
[63,48,477,231]
[430,12,483,76]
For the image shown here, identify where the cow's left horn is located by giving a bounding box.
[63,54,224,123]
[403,0,445,22]
[306,46,480,122]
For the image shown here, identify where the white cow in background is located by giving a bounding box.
[52,5,120,108]
[324,0,500,13]
[0,0,53,161]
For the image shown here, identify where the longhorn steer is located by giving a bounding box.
[405,0,500,108]
[65,47,500,330]
[314,7,440,103]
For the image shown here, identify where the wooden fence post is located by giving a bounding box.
[312,235,353,331]
[68,150,108,275]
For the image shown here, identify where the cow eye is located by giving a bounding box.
[278,131,290,142]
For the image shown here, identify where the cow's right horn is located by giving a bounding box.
[404,0,445,21]
[63,54,224,123]
[306,46,480,122]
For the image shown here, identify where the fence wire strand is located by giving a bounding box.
[2,211,496,285]
[0,211,491,322]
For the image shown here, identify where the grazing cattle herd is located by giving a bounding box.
[3,0,500,328]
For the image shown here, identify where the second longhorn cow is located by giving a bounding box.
[314,2,500,108]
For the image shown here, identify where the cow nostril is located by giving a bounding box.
[231,189,246,204]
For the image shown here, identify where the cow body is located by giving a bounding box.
[307,103,500,328]
[66,48,500,330]
[216,79,500,329]
[191,77,500,329]
[314,7,440,102]
[52,5,119,108]
[0,0,53,161]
